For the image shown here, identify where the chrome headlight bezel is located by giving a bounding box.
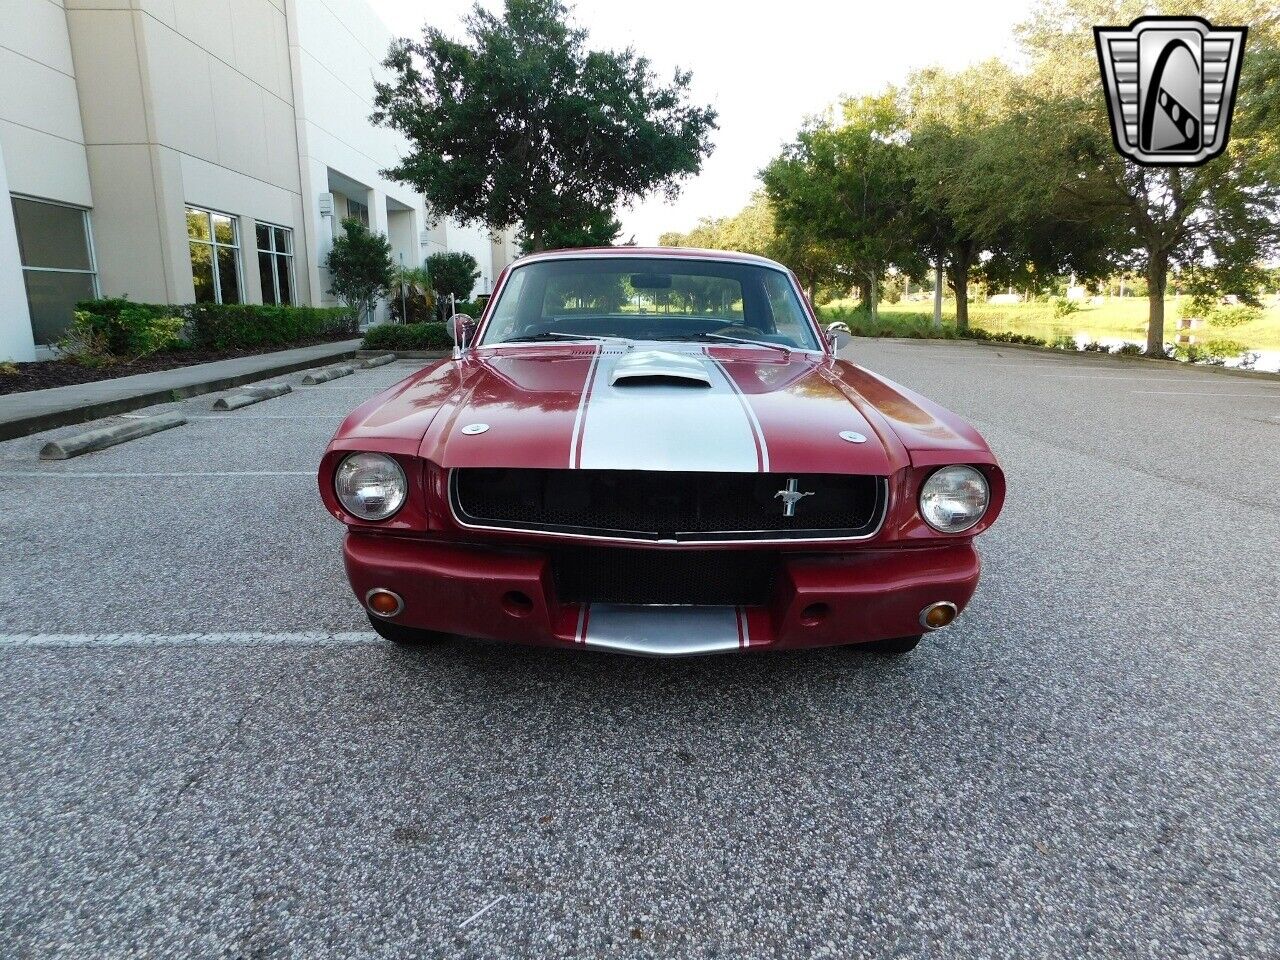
[334,452,408,521]
[919,464,990,534]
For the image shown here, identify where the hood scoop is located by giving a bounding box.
[609,350,712,388]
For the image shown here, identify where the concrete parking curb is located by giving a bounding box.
[359,353,397,368]
[39,413,187,460]
[0,340,359,442]
[354,350,449,360]
[301,364,356,385]
[211,384,292,410]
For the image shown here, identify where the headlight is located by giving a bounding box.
[919,465,989,533]
[335,452,407,520]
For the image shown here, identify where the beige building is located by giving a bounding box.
[1,0,517,362]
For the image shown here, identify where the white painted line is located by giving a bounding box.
[460,896,506,929]
[0,470,314,478]
[182,414,347,420]
[122,413,343,420]
[1049,374,1256,383]
[1132,390,1280,398]
[0,631,379,648]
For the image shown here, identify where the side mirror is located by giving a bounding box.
[826,321,852,352]
[450,314,476,357]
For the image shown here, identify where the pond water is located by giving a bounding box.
[1069,334,1280,373]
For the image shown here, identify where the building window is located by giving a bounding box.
[11,196,98,345]
[186,206,241,304]
[256,223,295,305]
[345,197,369,226]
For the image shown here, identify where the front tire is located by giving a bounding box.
[367,614,446,646]
[861,634,923,655]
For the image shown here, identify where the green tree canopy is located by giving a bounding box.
[325,218,394,324]
[373,0,717,252]
[1017,0,1280,353]
[426,251,481,304]
[762,94,918,318]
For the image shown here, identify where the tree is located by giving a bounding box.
[373,0,717,251]
[763,94,918,318]
[660,192,776,256]
[326,218,394,325]
[389,265,436,324]
[1018,0,1280,354]
[527,207,621,253]
[426,251,480,305]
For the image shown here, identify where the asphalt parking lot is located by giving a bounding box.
[2,342,1278,959]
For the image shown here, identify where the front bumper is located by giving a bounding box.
[344,534,981,654]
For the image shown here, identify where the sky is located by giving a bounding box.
[367,0,1035,244]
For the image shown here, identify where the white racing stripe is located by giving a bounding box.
[0,631,379,648]
[575,349,763,471]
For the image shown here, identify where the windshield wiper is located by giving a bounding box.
[672,332,792,356]
[503,332,633,347]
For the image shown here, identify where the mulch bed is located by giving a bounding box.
[0,334,355,396]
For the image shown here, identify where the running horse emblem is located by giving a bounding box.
[775,479,814,518]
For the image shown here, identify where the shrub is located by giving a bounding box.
[389,292,436,324]
[1082,340,1109,352]
[1206,305,1261,329]
[186,304,356,349]
[0,360,19,377]
[72,298,357,354]
[451,300,484,319]
[325,218,394,324]
[68,299,186,358]
[1049,332,1077,350]
[1173,339,1247,366]
[362,322,453,352]
[1115,342,1143,356]
[427,251,480,303]
[60,303,185,365]
[1052,297,1080,318]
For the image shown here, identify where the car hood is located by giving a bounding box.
[335,343,993,475]
[424,343,910,475]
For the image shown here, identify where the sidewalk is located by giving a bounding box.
[0,339,360,441]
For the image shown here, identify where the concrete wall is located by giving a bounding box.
[288,0,427,320]
[0,0,93,360]
[65,0,309,305]
[0,141,37,361]
[0,0,92,206]
[0,0,519,359]
[443,222,523,299]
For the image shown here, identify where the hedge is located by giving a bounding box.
[362,322,454,352]
[185,303,356,349]
[74,298,358,351]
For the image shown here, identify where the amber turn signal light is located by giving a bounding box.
[365,588,404,618]
[919,602,958,630]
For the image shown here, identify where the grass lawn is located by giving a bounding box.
[820,297,1280,352]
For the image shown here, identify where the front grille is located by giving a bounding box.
[451,469,886,542]
[551,548,776,606]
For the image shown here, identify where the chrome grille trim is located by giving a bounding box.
[448,469,888,545]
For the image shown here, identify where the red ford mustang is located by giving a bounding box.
[319,248,1004,656]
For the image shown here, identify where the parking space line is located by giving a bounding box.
[1131,390,1280,398]
[0,470,314,478]
[1050,374,1261,383]
[183,415,348,420]
[0,631,378,648]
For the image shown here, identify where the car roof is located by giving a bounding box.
[515,246,788,271]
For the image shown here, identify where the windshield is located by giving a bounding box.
[479,256,822,351]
